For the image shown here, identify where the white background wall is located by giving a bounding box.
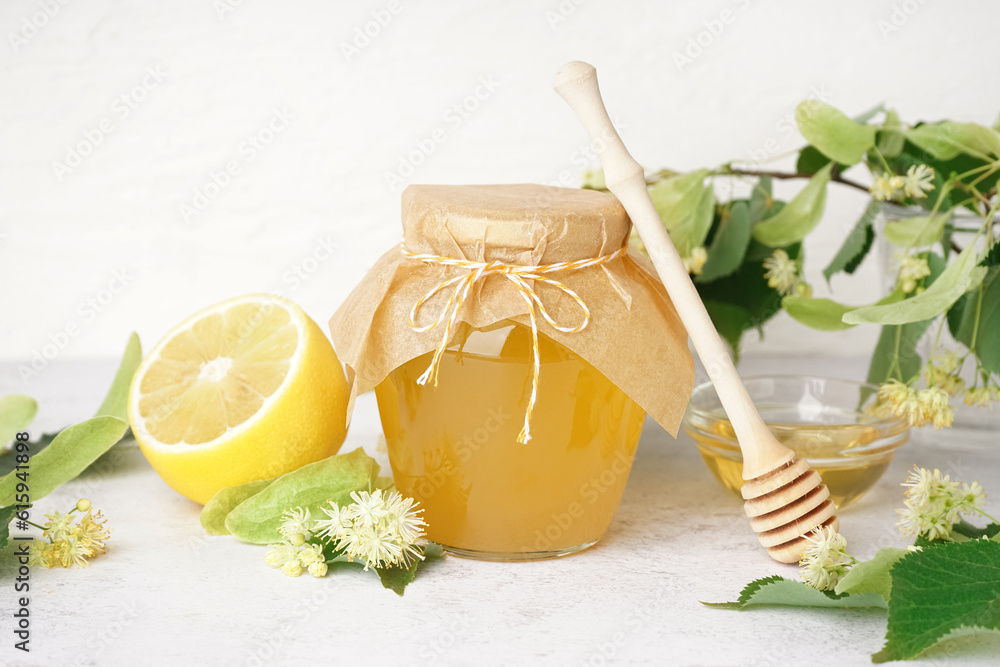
[2,0,998,382]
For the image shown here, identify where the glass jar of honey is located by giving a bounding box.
[330,184,693,561]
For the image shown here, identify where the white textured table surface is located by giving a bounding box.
[2,356,999,667]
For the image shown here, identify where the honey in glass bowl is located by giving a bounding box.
[684,376,910,508]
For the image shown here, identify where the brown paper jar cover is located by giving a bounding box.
[329,183,694,435]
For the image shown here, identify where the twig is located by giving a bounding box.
[723,167,871,194]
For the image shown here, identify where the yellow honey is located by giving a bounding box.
[375,322,646,559]
[689,419,904,508]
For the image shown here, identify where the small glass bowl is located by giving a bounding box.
[683,375,910,509]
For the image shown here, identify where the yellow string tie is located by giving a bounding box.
[402,243,626,444]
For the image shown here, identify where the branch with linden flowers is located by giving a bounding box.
[706,465,1000,662]
[584,102,1000,430]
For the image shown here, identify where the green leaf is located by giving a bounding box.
[822,199,880,283]
[956,268,1000,374]
[703,576,887,610]
[905,121,1000,161]
[796,100,877,166]
[947,290,971,339]
[200,477,276,535]
[982,239,1000,268]
[795,145,832,175]
[845,244,987,325]
[649,169,715,256]
[375,543,444,596]
[225,448,379,544]
[752,163,833,247]
[783,297,856,332]
[835,548,909,601]
[697,202,752,282]
[0,395,37,449]
[783,290,904,332]
[951,520,1000,540]
[697,241,800,356]
[94,333,142,421]
[852,103,886,125]
[704,300,754,361]
[883,214,946,248]
[0,416,129,506]
[0,505,18,550]
[877,109,906,158]
[0,431,56,477]
[748,176,772,224]
[866,319,934,386]
[873,540,1000,662]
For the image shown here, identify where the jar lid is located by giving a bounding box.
[401,184,630,263]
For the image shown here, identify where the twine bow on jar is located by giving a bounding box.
[401,243,626,444]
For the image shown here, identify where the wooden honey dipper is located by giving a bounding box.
[554,61,838,563]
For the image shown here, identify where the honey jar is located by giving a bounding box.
[331,184,693,560]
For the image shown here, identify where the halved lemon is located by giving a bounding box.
[128,294,349,504]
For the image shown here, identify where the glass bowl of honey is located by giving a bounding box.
[683,375,910,509]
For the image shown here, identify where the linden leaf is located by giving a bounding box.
[702,576,887,610]
[752,163,833,248]
[796,100,877,166]
[0,505,17,550]
[835,548,909,601]
[956,268,1000,375]
[783,289,904,332]
[845,244,987,325]
[950,520,1000,541]
[0,395,37,450]
[877,109,906,158]
[748,176,772,224]
[823,199,880,284]
[225,448,378,544]
[649,169,714,256]
[375,543,444,596]
[697,201,752,283]
[906,121,1000,161]
[873,540,1000,662]
[0,416,129,506]
[94,333,143,421]
[201,477,276,535]
[883,214,946,248]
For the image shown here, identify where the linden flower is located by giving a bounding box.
[263,542,300,569]
[799,526,855,591]
[932,373,965,398]
[314,502,347,540]
[930,349,962,375]
[964,386,995,409]
[263,541,328,578]
[42,511,75,541]
[897,466,988,539]
[319,490,428,571]
[917,387,954,429]
[875,380,953,428]
[31,500,110,569]
[279,507,312,540]
[683,246,708,275]
[762,249,800,296]
[267,491,429,578]
[870,173,905,201]
[347,489,390,529]
[902,164,935,199]
[74,509,110,556]
[894,252,931,293]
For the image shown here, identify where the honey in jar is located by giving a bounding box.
[330,184,693,560]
